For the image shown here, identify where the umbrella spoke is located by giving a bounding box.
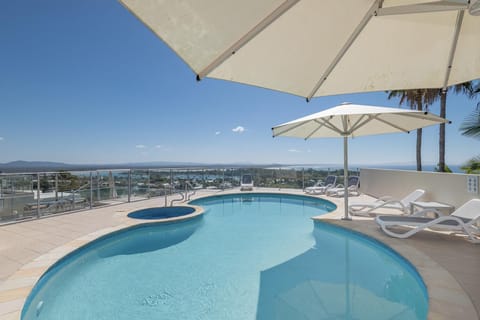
[304,123,324,140]
[317,118,344,135]
[197,0,300,80]
[347,114,372,134]
[376,1,467,16]
[304,119,330,140]
[272,120,309,137]
[442,10,464,91]
[374,115,411,133]
[398,112,447,123]
[306,0,381,101]
[304,118,344,140]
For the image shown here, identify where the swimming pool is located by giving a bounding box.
[22,193,427,319]
[127,206,196,220]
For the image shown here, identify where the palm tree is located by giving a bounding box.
[387,89,438,171]
[438,82,478,172]
[460,103,480,138]
[475,82,480,95]
[459,94,480,174]
[461,157,480,174]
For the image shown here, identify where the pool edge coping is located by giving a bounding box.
[126,204,204,223]
[0,192,476,320]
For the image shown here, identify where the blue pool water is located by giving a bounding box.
[127,206,195,220]
[22,193,427,319]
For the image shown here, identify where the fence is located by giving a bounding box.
[0,166,358,224]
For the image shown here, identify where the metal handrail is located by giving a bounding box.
[185,181,196,201]
[169,181,196,206]
[169,188,186,206]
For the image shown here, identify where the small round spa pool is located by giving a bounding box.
[127,206,196,220]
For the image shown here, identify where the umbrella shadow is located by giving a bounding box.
[255,221,427,320]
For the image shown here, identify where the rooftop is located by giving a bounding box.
[0,188,478,320]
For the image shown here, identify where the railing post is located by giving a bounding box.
[72,189,75,210]
[302,167,305,190]
[222,169,225,190]
[96,171,101,203]
[55,173,58,201]
[164,185,168,207]
[36,173,40,219]
[89,172,93,209]
[147,169,150,198]
[128,169,132,203]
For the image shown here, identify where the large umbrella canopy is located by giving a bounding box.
[272,103,450,219]
[119,0,480,100]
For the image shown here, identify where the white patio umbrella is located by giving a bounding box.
[271,103,450,220]
[119,0,480,99]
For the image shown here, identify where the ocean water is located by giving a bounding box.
[285,164,463,173]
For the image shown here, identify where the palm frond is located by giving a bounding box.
[461,156,480,174]
[450,80,480,98]
[460,108,480,138]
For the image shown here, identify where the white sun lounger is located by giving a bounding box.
[304,180,323,193]
[326,176,360,197]
[305,175,337,195]
[349,189,425,216]
[375,199,480,243]
[240,174,254,191]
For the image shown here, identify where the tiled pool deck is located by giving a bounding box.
[0,188,478,319]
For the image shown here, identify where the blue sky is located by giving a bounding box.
[1,0,479,167]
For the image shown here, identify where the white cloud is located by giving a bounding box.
[288,149,301,153]
[215,131,221,135]
[155,145,163,149]
[0,137,4,141]
[232,126,245,133]
[135,144,147,149]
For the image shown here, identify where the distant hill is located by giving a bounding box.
[0,160,285,173]
[0,160,201,173]
[0,160,463,173]
[0,161,74,172]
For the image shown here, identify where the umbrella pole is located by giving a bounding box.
[342,136,351,220]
